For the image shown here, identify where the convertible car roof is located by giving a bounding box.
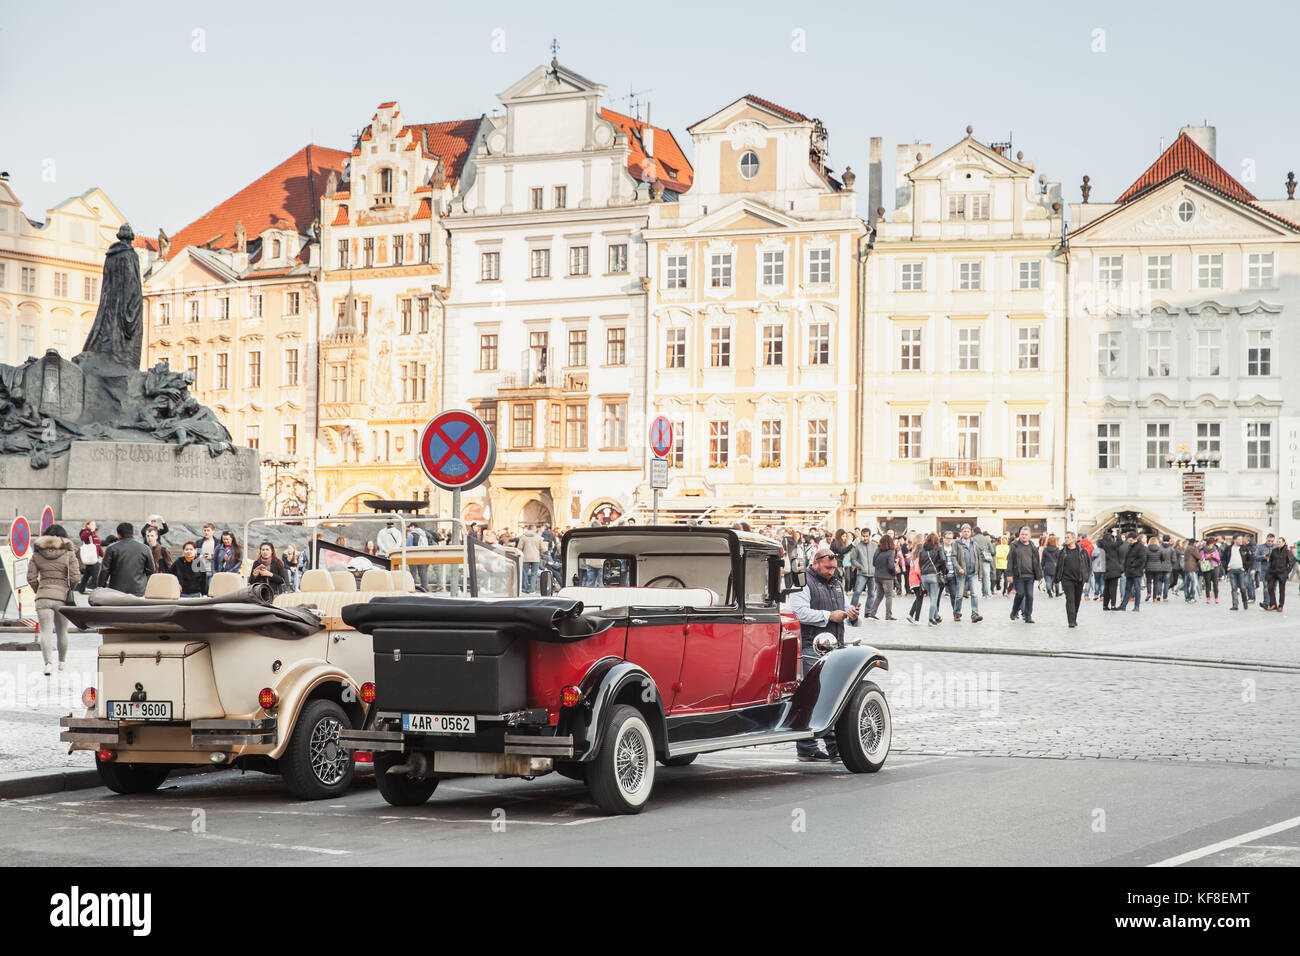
[342,596,613,643]
[62,587,323,639]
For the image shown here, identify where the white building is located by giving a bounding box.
[858,129,1066,539]
[442,60,692,528]
[1068,126,1300,543]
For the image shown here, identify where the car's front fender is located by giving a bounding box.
[784,645,888,736]
[563,658,667,762]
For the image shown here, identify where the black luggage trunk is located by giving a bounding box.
[373,625,526,714]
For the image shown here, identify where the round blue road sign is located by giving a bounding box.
[650,415,673,458]
[419,410,497,491]
[40,506,54,534]
[9,516,30,558]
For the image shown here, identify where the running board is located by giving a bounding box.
[666,729,813,759]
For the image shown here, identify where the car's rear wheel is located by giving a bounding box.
[374,752,439,806]
[587,705,655,814]
[660,753,698,767]
[835,680,891,773]
[281,699,355,799]
[96,755,170,794]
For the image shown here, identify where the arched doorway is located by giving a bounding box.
[519,499,552,527]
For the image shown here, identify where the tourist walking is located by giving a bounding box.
[1040,535,1061,598]
[144,526,172,577]
[26,524,80,675]
[195,523,218,589]
[1057,532,1089,628]
[519,525,543,594]
[171,541,209,597]
[972,526,994,599]
[1008,525,1042,623]
[955,524,983,622]
[1265,538,1295,611]
[248,541,288,595]
[1181,539,1200,602]
[866,534,898,620]
[214,531,242,574]
[99,522,155,597]
[848,529,876,622]
[1101,530,1123,609]
[1118,532,1147,612]
[1225,535,1254,610]
[77,520,103,593]
[918,533,947,626]
[1197,540,1220,603]
[1089,540,1106,601]
[995,535,1011,595]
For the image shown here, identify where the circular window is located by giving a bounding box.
[1177,200,1195,222]
[739,150,760,180]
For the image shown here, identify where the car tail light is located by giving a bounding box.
[560,685,582,708]
[353,750,374,764]
[82,687,97,709]
[258,687,278,709]
[360,682,376,704]
[96,749,116,762]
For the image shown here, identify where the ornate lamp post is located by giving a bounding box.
[1265,496,1276,530]
[1064,493,1076,533]
[262,455,299,518]
[1165,447,1219,539]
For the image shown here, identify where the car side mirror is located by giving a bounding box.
[780,569,805,600]
[539,570,552,595]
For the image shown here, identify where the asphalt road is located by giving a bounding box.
[3,746,1298,866]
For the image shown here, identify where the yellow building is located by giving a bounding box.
[644,95,865,529]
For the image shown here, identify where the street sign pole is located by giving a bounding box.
[451,487,462,595]
[653,487,658,526]
[648,416,673,527]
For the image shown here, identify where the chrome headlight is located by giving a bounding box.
[813,633,837,655]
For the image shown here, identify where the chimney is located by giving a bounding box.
[868,137,883,226]
[1179,124,1216,160]
[895,142,932,209]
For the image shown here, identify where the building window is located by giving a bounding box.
[359,301,369,334]
[898,414,922,460]
[53,272,68,297]
[665,254,688,289]
[807,323,830,365]
[337,239,349,269]
[762,250,785,286]
[1016,326,1041,370]
[1178,200,1195,222]
[530,187,544,211]
[1196,422,1221,461]
[1097,256,1124,289]
[710,253,732,288]
[567,329,587,367]
[157,302,171,326]
[1245,422,1272,469]
[665,328,686,368]
[79,276,95,303]
[0,264,7,290]
[602,401,627,448]
[250,294,263,318]
[899,327,922,371]
[806,419,828,467]
[1246,252,1274,289]
[762,325,784,366]
[392,235,405,266]
[19,324,36,356]
[1145,331,1171,377]
[565,404,587,448]
[1097,332,1122,376]
[327,363,347,402]
[512,403,534,448]
[1145,422,1171,469]
[760,420,782,467]
[417,296,430,333]
[418,233,431,264]
[400,362,428,403]
[948,194,989,220]
[481,251,500,281]
[1195,329,1221,377]
[549,403,562,448]
[1017,260,1042,290]
[185,355,199,389]
[1015,413,1041,459]
[529,331,549,381]
[554,186,567,209]
[807,248,832,284]
[20,266,37,294]
[247,351,262,388]
[669,422,684,467]
[363,237,375,267]
[284,348,299,386]
[1146,255,1171,290]
[900,261,924,291]
[283,424,297,457]
[216,353,229,390]
[1196,253,1223,289]
[605,327,626,366]
[956,327,982,371]
[956,414,981,459]
[187,299,200,323]
[608,243,628,274]
[479,404,497,438]
[1097,423,1120,469]
[957,261,982,290]
[217,297,230,320]
[569,245,589,276]
[708,421,729,466]
[739,150,760,180]
[1247,329,1272,376]
[399,298,413,335]
[285,291,300,316]
[709,327,731,367]
[246,425,260,451]
[479,333,498,371]
[530,248,551,278]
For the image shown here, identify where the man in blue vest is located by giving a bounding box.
[787,545,858,761]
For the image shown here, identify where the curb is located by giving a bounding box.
[0,765,216,800]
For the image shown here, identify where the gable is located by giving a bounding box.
[1073,179,1296,243]
[498,63,602,103]
[716,211,791,232]
[911,136,1030,181]
[688,95,810,134]
[687,199,803,234]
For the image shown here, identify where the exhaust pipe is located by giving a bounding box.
[387,752,430,778]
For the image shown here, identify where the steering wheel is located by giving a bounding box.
[645,574,687,589]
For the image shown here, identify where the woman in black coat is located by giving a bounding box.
[1056,532,1090,628]
[248,540,288,595]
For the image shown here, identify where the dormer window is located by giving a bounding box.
[739,150,760,180]
[272,238,282,259]
[374,168,394,207]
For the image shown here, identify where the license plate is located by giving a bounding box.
[402,713,475,735]
[107,700,173,721]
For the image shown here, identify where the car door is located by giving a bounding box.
[731,553,782,707]
[622,608,685,714]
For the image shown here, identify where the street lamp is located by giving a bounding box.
[261,455,299,518]
[1165,447,1219,539]
[1266,496,1276,530]
[1064,493,1076,533]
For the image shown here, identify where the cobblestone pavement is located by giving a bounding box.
[0,633,99,773]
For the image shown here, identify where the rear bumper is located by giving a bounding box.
[341,719,574,760]
[59,715,277,749]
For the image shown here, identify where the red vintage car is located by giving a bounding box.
[340,526,891,814]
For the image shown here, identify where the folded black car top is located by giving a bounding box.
[61,601,323,639]
[342,596,613,643]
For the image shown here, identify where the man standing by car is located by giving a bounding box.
[788,545,858,761]
[1007,525,1042,623]
[99,522,155,597]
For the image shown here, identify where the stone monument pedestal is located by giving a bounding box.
[0,441,263,526]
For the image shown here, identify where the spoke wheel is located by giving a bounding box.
[835,680,891,774]
[281,698,356,799]
[588,704,656,814]
[309,716,348,786]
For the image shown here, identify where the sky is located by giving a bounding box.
[3,0,1297,234]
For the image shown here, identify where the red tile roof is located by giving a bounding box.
[132,235,158,252]
[412,198,433,220]
[167,144,349,258]
[600,108,694,193]
[377,101,398,109]
[742,94,810,123]
[404,119,481,186]
[331,205,350,226]
[1117,132,1255,204]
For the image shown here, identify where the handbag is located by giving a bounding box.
[908,561,921,588]
[1199,558,1212,573]
[80,541,99,565]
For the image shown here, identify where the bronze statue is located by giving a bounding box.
[80,223,144,369]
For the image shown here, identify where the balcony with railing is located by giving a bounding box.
[927,457,1003,488]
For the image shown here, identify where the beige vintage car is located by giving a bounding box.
[59,567,417,799]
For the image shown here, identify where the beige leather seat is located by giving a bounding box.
[397,569,417,593]
[208,571,244,597]
[330,570,357,592]
[299,569,334,592]
[144,573,181,600]
[360,569,395,591]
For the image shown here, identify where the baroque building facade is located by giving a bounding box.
[1068,127,1300,543]
[442,61,692,528]
[644,95,864,529]
[858,129,1066,538]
